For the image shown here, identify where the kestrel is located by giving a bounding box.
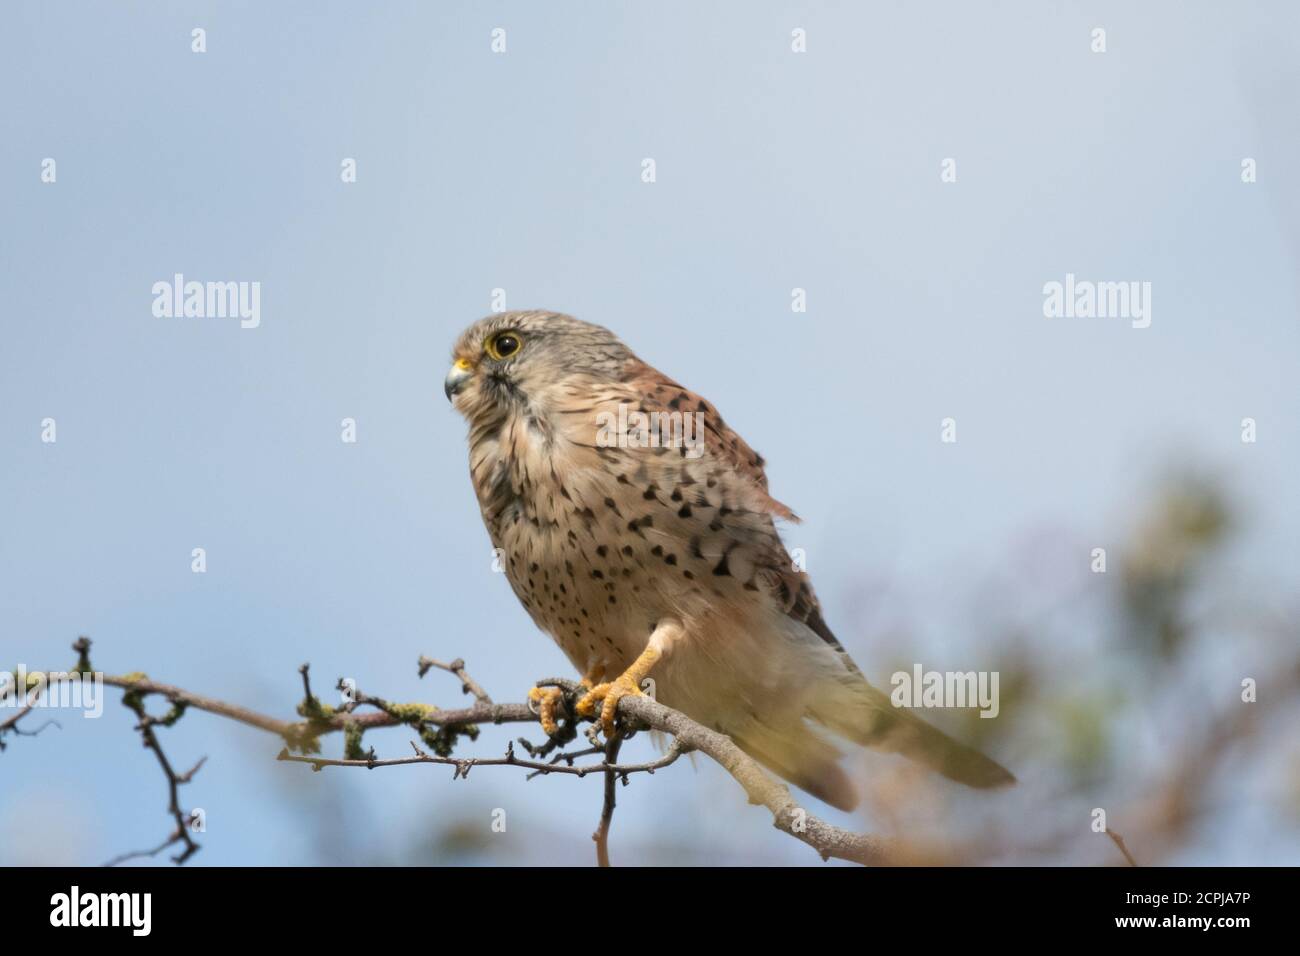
[445,311,1013,810]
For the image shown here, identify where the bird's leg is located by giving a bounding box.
[580,662,607,689]
[577,621,683,737]
[528,663,606,736]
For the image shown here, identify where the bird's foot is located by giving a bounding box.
[527,685,568,737]
[575,675,642,738]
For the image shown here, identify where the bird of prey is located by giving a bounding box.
[445,310,1013,810]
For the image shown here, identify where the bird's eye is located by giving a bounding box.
[486,331,522,360]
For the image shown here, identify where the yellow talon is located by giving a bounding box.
[574,683,605,718]
[527,685,565,736]
[575,640,669,738]
[529,662,608,737]
[576,675,643,738]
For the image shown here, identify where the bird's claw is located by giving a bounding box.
[527,685,566,737]
[575,675,642,738]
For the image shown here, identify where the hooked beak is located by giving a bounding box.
[444,358,473,401]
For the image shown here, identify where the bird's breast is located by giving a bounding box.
[467,400,789,677]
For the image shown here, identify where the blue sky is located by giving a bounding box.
[2,2,1297,865]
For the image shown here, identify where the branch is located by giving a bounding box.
[418,656,493,705]
[4,638,892,866]
[614,694,891,865]
[112,680,207,865]
[1106,829,1139,867]
[594,732,625,867]
[96,672,534,748]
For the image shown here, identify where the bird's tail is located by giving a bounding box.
[731,723,860,812]
[813,678,1016,789]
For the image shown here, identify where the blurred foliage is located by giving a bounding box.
[852,472,1299,865]
[1121,479,1232,659]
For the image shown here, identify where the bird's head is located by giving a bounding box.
[445,310,633,426]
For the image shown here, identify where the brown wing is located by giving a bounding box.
[621,358,797,520]
[619,358,851,658]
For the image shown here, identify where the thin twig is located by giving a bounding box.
[418,656,493,704]
[0,690,62,743]
[103,832,188,868]
[594,732,624,867]
[274,737,673,780]
[76,674,532,744]
[1107,829,1139,867]
[114,694,204,865]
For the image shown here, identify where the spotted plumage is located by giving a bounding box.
[446,310,1012,809]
